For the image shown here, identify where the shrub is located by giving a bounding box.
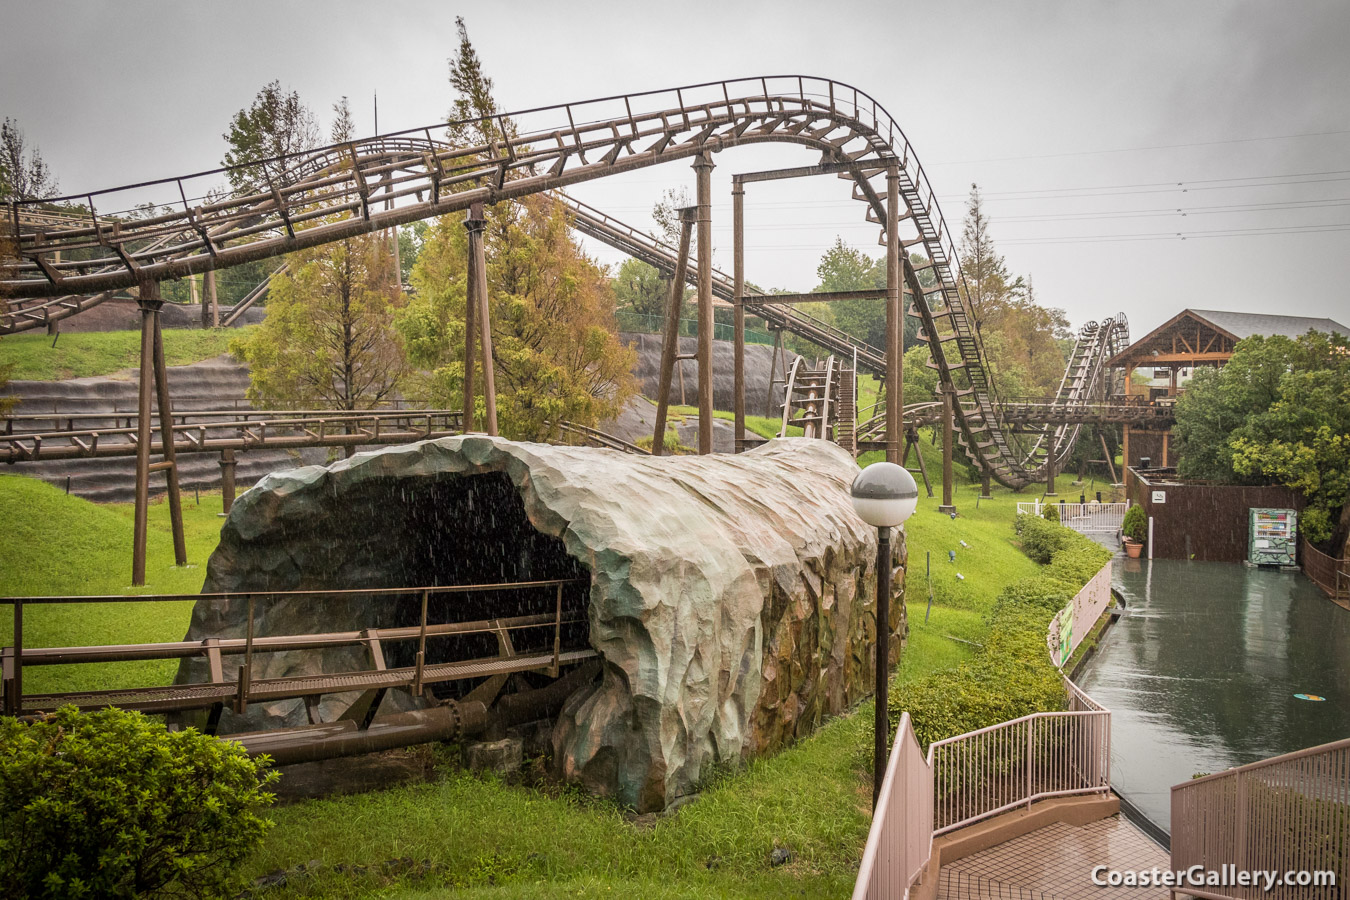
[0,706,278,899]
[1016,515,1073,564]
[1041,503,1060,523]
[892,523,1112,749]
[1044,542,1112,586]
[1122,504,1147,542]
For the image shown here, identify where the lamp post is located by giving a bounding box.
[850,461,919,809]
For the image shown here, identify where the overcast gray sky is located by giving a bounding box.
[3,0,1347,337]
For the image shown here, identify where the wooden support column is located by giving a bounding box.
[1045,446,1058,496]
[131,280,187,584]
[939,389,956,514]
[765,329,781,417]
[885,163,902,464]
[219,449,237,516]
[473,213,497,437]
[132,287,156,586]
[732,180,746,453]
[1100,431,1119,484]
[1123,426,1132,476]
[981,469,992,499]
[205,270,219,329]
[152,307,188,566]
[652,209,695,456]
[462,205,482,433]
[693,152,715,454]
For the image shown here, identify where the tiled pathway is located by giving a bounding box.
[938,816,1170,899]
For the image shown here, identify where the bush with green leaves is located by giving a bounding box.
[1015,514,1074,564]
[891,524,1112,749]
[1041,503,1060,523]
[0,706,278,899]
[1122,503,1147,543]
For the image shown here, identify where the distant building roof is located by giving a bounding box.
[1186,309,1349,340]
[1107,308,1350,369]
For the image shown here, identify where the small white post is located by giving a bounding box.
[1148,516,1154,560]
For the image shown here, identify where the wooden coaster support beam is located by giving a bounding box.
[131,279,187,585]
[885,162,903,465]
[652,208,695,455]
[693,152,715,455]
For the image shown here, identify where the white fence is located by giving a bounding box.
[1017,500,1127,534]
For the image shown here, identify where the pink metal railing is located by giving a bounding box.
[852,713,933,900]
[926,691,1111,835]
[1171,738,1350,900]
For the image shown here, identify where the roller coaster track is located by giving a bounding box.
[2,76,1123,488]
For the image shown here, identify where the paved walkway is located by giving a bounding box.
[938,815,1169,899]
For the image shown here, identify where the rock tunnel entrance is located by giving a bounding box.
[356,471,593,694]
[185,436,898,811]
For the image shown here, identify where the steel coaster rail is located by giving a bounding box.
[0,75,1076,488]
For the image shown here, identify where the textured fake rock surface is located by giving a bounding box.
[178,436,904,811]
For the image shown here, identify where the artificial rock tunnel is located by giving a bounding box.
[179,436,903,811]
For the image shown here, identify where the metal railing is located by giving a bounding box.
[853,713,933,900]
[1170,738,1349,900]
[1017,500,1127,535]
[1,578,590,719]
[1301,538,1350,609]
[0,408,464,463]
[853,560,1115,898]
[927,689,1112,835]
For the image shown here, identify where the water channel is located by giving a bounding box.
[1075,554,1350,831]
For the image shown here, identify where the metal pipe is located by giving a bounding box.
[874,525,891,809]
[462,206,479,432]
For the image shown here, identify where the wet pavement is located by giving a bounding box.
[1076,555,1350,831]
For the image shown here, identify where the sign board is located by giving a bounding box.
[1151,490,1166,504]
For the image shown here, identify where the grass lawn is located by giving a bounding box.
[0,432,1087,898]
[0,326,251,381]
[0,474,224,694]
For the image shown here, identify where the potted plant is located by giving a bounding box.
[1121,504,1147,558]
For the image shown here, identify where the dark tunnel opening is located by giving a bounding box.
[329,471,593,699]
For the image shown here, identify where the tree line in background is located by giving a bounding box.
[1173,330,1350,548]
[228,19,637,441]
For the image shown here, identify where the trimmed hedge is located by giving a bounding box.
[892,521,1112,749]
[1013,514,1073,564]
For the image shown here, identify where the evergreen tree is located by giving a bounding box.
[221,81,320,194]
[0,118,58,202]
[447,17,514,149]
[230,233,406,410]
[401,20,636,440]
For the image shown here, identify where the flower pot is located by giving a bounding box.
[1123,539,1143,559]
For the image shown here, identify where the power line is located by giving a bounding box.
[932,128,1350,166]
[1000,221,1350,246]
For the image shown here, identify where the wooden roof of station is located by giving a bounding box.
[1107,308,1350,369]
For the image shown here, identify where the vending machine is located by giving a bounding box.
[1248,508,1298,567]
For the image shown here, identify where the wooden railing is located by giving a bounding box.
[1301,538,1350,609]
